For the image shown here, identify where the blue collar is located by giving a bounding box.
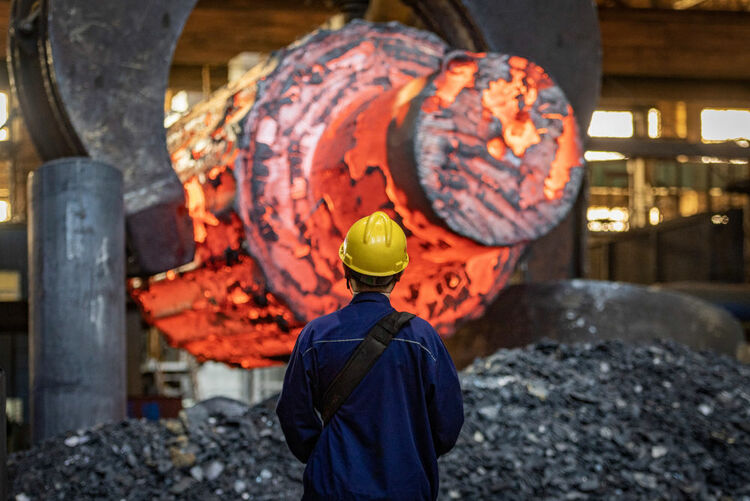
[350,291,392,305]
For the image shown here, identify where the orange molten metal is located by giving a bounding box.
[130,21,583,368]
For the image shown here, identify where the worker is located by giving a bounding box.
[276,210,464,501]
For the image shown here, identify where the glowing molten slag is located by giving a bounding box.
[130,21,583,368]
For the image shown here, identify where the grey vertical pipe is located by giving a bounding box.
[1,367,7,501]
[28,157,126,442]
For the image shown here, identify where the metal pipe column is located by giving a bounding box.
[28,158,126,442]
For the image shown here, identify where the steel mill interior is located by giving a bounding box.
[1,0,750,499]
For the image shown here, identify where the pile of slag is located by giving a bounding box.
[9,339,750,500]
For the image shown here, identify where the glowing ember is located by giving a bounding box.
[130,253,302,368]
[424,56,479,111]
[130,21,583,368]
[184,177,218,243]
[412,53,583,245]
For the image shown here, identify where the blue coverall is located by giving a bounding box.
[276,292,464,501]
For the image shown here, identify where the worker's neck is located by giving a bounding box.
[353,291,391,298]
[349,281,392,299]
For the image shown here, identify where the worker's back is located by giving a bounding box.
[276,291,464,501]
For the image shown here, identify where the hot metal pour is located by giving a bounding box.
[130,21,583,368]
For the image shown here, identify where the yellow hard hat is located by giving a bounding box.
[339,211,409,278]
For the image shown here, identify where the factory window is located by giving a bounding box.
[649,207,662,226]
[587,206,629,232]
[647,108,661,139]
[164,89,204,129]
[0,91,9,141]
[675,101,688,139]
[584,151,627,162]
[587,110,634,138]
[5,397,23,423]
[0,199,9,222]
[0,91,11,222]
[701,108,750,142]
[0,157,10,223]
[0,269,21,301]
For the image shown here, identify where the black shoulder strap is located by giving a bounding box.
[320,310,415,426]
